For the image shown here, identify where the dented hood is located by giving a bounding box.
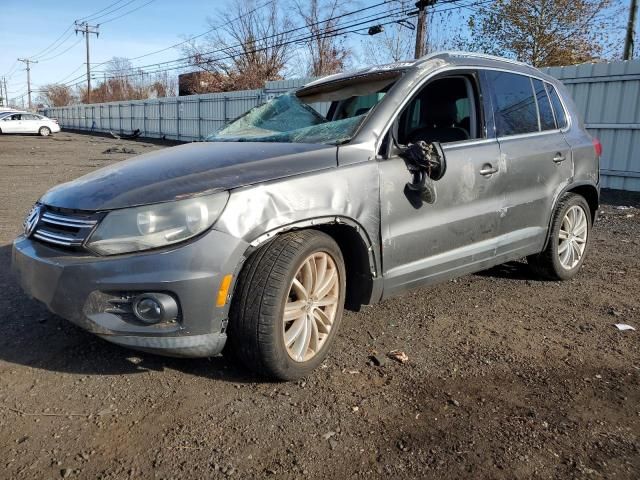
[40,142,337,210]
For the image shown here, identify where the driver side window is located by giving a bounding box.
[397,75,481,145]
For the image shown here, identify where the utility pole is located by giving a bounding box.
[414,0,436,59]
[75,21,99,103]
[624,0,638,60]
[3,77,7,107]
[17,58,38,110]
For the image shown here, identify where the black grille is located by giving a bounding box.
[32,206,101,249]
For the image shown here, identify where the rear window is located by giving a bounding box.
[533,79,556,130]
[546,83,568,129]
[487,71,538,136]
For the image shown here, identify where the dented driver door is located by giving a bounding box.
[379,138,506,298]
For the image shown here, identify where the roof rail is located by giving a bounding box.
[417,50,531,68]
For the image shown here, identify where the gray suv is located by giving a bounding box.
[12,52,600,380]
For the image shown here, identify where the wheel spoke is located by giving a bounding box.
[309,314,320,353]
[291,278,308,301]
[312,254,328,297]
[285,317,305,347]
[284,300,306,321]
[572,241,582,262]
[315,295,338,307]
[565,210,574,232]
[292,315,311,361]
[558,240,570,254]
[559,229,570,240]
[313,308,332,333]
[301,259,314,295]
[560,242,572,266]
[315,268,337,300]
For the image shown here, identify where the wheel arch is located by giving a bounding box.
[245,216,380,311]
[543,181,599,250]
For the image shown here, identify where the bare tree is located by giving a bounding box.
[148,72,178,98]
[184,0,294,92]
[294,0,350,76]
[38,84,76,107]
[77,57,178,103]
[461,0,623,67]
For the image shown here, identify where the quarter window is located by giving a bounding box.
[546,84,568,129]
[533,79,556,130]
[487,71,539,136]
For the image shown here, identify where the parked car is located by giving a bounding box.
[12,52,600,380]
[0,112,60,136]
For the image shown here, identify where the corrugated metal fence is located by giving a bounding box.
[43,78,314,143]
[45,60,640,191]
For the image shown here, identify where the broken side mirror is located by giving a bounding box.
[398,141,446,206]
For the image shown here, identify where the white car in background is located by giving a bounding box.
[0,112,61,136]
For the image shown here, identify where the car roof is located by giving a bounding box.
[300,50,555,90]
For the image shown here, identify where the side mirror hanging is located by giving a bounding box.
[398,141,446,206]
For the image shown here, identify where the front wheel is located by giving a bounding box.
[528,193,592,280]
[39,126,51,137]
[227,230,346,380]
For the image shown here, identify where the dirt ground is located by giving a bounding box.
[0,131,638,479]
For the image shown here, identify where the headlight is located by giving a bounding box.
[86,192,229,255]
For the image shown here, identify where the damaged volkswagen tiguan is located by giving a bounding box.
[13,52,601,380]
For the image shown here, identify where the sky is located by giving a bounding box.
[0,0,244,101]
[0,0,479,105]
[3,0,631,106]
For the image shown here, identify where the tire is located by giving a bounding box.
[528,193,592,281]
[227,230,346,380]
[39,126,51,137]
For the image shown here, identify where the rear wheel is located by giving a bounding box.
[528,193,591,280]
[227,230,346,380]
[39,126,51,137]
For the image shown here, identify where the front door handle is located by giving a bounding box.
[479,163,498,176]
[553,153,566,163]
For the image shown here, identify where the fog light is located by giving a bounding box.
[132,293,178,324]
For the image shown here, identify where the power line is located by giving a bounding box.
[37,38,84,62]
[68,6,415,84]
[99,0,158,25]
[29,27,75,60]
[19,0,152,64]
[91,0,275,66]
[52,0,477,92]
[95,0,398,75]
[2,60,19,78]
[78,0,130,22]
[61,0,474,87]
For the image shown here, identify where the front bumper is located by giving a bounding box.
[12,229,249,357]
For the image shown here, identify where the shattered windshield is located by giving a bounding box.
[207,70,402,145]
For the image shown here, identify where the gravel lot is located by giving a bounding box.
[1,131,639,479]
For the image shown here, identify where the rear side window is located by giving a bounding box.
[486,71,538,136]
[546,84,568,129]
[532,79,555,130]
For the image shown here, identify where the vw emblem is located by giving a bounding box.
[23,204,41,238]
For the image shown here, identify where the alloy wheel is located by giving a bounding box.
[558,205,588,270]
[283,251,340,362]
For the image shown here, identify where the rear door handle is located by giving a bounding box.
[479,163,498,176]
[553,153,566,163]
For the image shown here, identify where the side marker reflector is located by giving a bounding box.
[216,274,233,307]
